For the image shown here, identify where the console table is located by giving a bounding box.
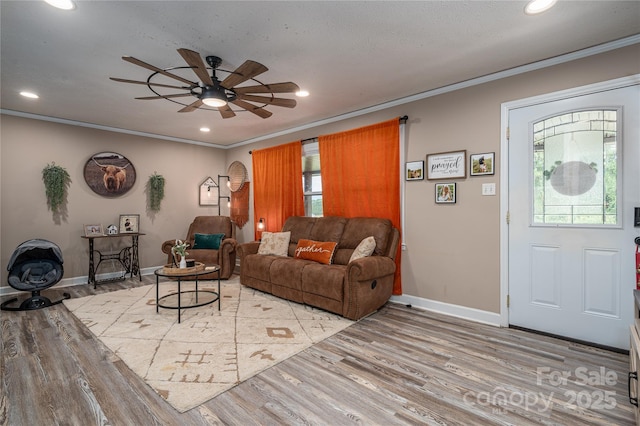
[81,233,144,288]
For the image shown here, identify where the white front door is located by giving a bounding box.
[508,82,639,349]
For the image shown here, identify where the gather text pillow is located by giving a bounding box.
[193,233,225,250]
[294,239,338,265]
[258,231,291,256]
[349,236,376,263]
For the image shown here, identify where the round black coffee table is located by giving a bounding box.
[154,265,220,323]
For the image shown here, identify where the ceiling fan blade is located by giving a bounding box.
[122,56,195,86]
[237,94,296,108]
[135,93,193,100]
[178,99,204,113]
[233,82,300,95]
[230,99,272,119]
[177,48,214,86]
[110,77,189,90]
[218,104,236,119]
[221,60,268,89]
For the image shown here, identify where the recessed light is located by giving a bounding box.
[524,0,557,15]
[200,127,211,132]
[44,0,76,10]
[296,90,309,97]
[20,91,39,99]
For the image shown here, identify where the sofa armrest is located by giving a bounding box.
[346,255,396,282]
[237,241,261,260]
[219,238,237,255]
[217,238,237,279]
[343,255,396,320]
[161,239,176,255]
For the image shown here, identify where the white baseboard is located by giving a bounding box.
[389,294,502,327]
[0,266,162,297]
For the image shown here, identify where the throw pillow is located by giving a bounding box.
[294,239,338,265]
[193,233,225,250]
[258,231,291,256]
[349,236,376,263]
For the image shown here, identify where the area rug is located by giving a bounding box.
[63,277,353,412]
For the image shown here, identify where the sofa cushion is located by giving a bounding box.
[301,263,346,301]
[193,233,225,249]
[282,216,316,244]
[309,216,347,242]
[270,257,311,290]
[282,216,346,257]
[294,239,337,264]
[242,253,277,282]
[349,236,376,263]
[339,218,392,256]
[258,231,291,256]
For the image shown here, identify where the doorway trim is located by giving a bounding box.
[499,74,640,327]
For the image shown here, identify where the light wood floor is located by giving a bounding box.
[1,275,635,425]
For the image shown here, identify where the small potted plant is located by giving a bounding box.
[171,239,189,268]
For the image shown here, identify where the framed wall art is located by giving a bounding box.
[426,150,466,180]
[405,160,425,181]
[84,224,103,237]
[435,183,456,204]
[119,214,139,233]
[470,152,495,176]
[199,177,218,206]
[84,152,136,197]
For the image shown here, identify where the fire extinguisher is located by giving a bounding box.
[636,236,640,289]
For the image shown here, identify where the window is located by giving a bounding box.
[302,140,322,217]
[532,109,618,225]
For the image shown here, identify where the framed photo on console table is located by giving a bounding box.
[84,224,104,237]
[426,150,466,180]
[119,214,139,233]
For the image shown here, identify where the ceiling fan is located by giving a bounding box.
[110,48,300,119]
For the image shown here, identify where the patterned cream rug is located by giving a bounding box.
[63,277,353,412]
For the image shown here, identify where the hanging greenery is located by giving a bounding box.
[42,163,71,213]
[148,172,165,211]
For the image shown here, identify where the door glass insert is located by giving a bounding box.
[532,109,618,225]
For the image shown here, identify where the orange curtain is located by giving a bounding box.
[252,141,305,240]
[319,118,402,294]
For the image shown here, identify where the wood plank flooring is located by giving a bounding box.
[1,275,635,425]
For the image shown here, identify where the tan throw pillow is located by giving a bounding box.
[294,239,337,265]
[349,236,376,263]
[258,231,291,256]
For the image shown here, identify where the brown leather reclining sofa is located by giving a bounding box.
[237,216,399,320]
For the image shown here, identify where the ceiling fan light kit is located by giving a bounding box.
[200,86,228,108]
[111,48,300,119]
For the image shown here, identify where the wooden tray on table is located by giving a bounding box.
[161,262,205,275]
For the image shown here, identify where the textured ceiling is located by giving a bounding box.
[1,1,639,147]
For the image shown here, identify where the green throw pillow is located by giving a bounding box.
[193,233,225,249]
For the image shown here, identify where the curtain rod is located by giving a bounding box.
[250,116,408,154]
